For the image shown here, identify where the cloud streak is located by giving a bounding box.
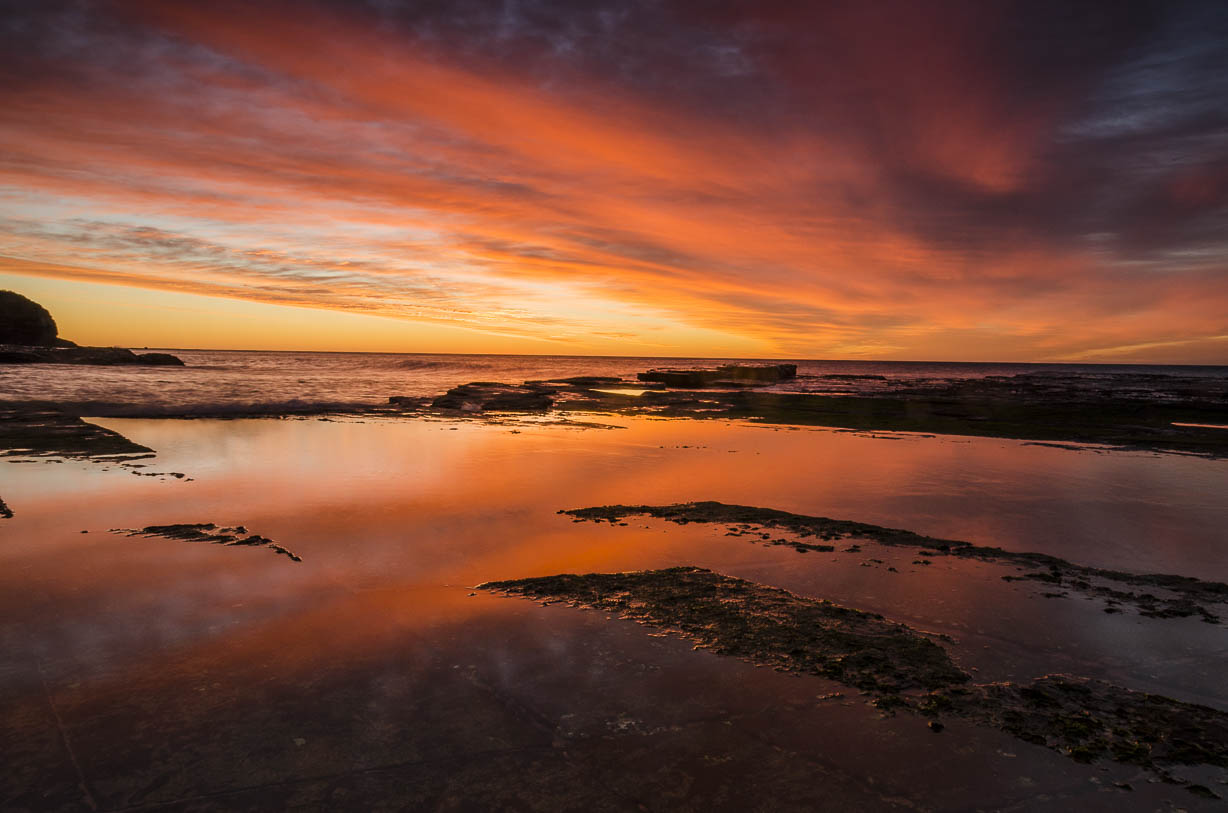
[0,0,1225,360]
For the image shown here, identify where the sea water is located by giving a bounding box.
[2,348,1225,415]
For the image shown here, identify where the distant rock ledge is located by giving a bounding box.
[0,290,184,366]
[0,345,184,366]
[430,382,554,412]
[637,363,797,388]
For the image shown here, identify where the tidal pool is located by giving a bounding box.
[2,416,1225,810]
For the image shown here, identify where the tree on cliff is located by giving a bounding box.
[0,290,60,346]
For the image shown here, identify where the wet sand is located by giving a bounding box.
[2,416,1226,810]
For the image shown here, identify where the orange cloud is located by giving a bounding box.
[0,1,1223,361]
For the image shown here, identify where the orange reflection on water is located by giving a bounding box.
[2,416,1225,704]
[3,416,1227,811]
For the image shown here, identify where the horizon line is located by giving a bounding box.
[118,347,1228,368]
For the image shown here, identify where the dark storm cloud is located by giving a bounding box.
[329,0,1228,264]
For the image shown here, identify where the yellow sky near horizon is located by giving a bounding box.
[8,270,1227,364]
[0,271,770,357]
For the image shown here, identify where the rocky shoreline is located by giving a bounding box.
[1,289,1224,457]
[3,361,1227,464]
[398,365,1228,457]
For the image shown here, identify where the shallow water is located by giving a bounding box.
[2,417,1226,809]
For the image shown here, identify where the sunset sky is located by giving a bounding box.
[2,0,1226,361]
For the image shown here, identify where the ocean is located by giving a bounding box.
[2,349,1226,416]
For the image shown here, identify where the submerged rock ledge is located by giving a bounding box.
[485,567,966,693]
[563,502,1228,623]
[114,523,302,562]
[481,567,1228,796]
[0,407,154,460]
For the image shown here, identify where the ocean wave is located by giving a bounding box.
[388,357,504,372]
[390,359,449,370]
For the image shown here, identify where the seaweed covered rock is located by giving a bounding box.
[0,290,58,346]
[563,501,1228,623]
[482,567,969,693]
[483,567,1228,792]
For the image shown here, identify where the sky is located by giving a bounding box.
[1,0,1226,362]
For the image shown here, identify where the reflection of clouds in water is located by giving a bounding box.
[4,417,1226,703]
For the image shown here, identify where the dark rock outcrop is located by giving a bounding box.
[0,345,184,366]
[0,291,58,346]
[431,382,554,412]
[638,363,797,388]
[133,352,184,365]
